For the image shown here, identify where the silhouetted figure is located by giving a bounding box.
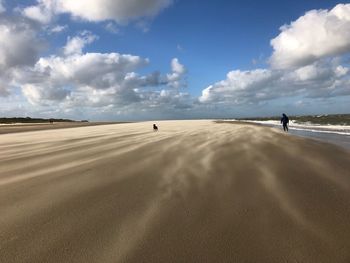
[153,124,158,131]
[281,113,289,132]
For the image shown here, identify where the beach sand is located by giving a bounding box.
[0,120,349,262]
[0,122,123,135]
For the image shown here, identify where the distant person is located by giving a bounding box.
[153,124,158,131]
[281,113,289,132]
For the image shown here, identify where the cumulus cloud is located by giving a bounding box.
[166,58,187,88]
[23,0,173,24]
[19,55,188,107]
[200,60,350,105]
[0,21,43,69]
[22,0,57,24]
[15,52,148,105]
[58,0,173,22]
[199,69,280,104]
[22,83,69,105]
[8,32,188,112]
[63,31,98,56]
[0,17,45,96]
[270,4,350,69]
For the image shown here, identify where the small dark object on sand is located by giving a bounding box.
[153,124,158,131]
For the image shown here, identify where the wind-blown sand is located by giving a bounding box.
[0,120,350,262]
[0,122,122,135]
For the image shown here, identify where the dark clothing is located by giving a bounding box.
[281,114,289,132]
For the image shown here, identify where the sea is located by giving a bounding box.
[230,120,350,151]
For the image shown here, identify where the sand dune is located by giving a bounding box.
[0,120,350,262]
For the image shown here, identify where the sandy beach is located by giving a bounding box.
[0,122,123,135]
[0,120,350,262]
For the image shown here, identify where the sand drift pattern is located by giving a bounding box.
[0,120,350,262]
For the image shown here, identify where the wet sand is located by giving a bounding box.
[287,128,350,151]
[0,120,350,262]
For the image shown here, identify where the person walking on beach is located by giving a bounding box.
[281,113,289,132]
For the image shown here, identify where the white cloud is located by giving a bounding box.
[16,51,148,104]
[49,24,67,33]
[270,4,350,69]
[0,21,43,69]
[0,18,44,96]
[22,83,69,105]
[20,55,188,107]
[22,0,57,24]
[200,60,350,105]
[63,31,98,56]
[199,69,279,104]
[22,6,52,24]
[23,0,173,24]
[171,58,186,75]
[58,0,172,23]
[166,58,187,88]
[7,33,188,112]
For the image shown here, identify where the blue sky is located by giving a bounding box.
[0,0,349,120]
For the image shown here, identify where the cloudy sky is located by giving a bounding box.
[0,0,349,120]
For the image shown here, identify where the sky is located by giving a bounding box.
[0,0,349,121]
